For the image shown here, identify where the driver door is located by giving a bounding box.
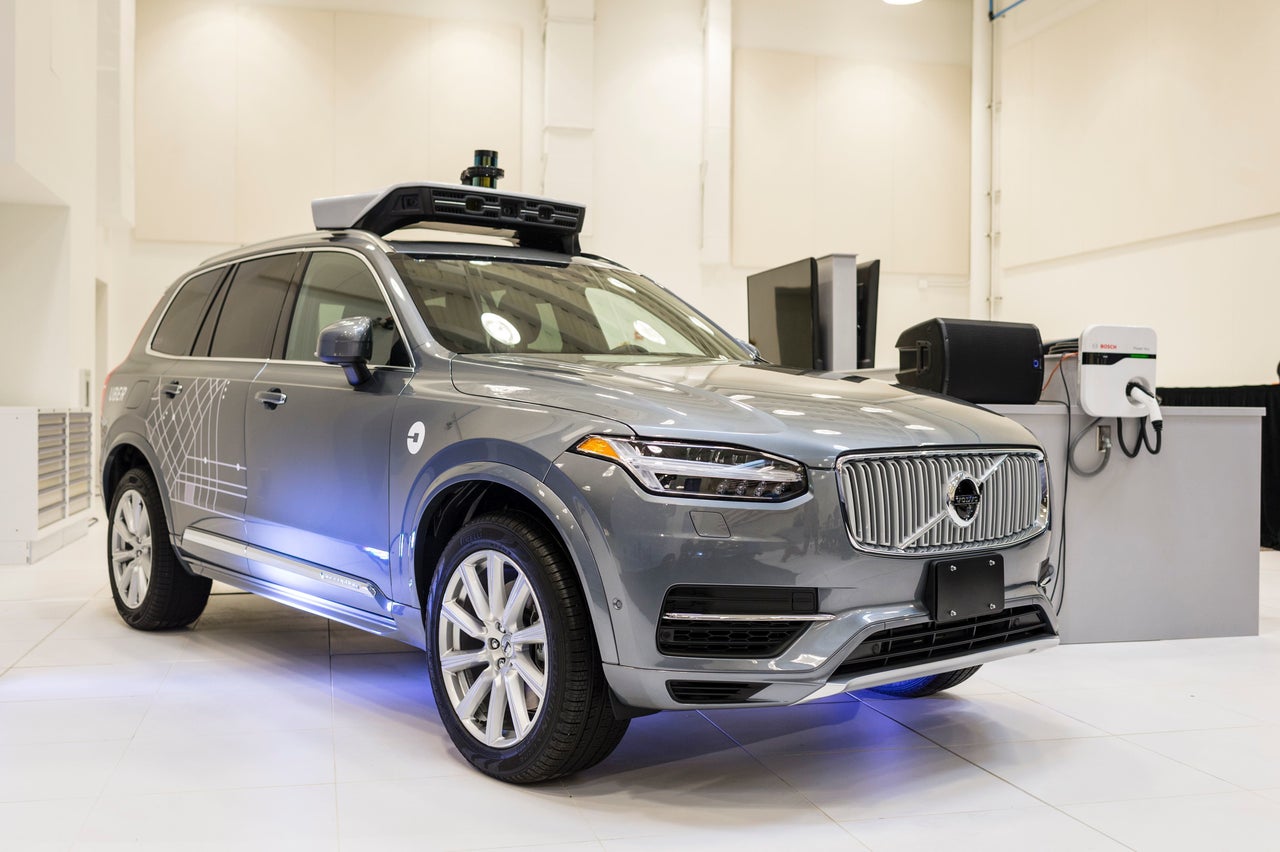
[242,250,412,618]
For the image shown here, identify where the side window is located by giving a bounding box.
[209,254,298,359]
[284,252,405,366]
[151,268,224,355]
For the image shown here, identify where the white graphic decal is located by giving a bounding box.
[145,377,246,514]
[406,421,426,455]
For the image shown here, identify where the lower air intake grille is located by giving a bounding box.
[657,585,818,658]
[658,620,810,658]
[666,681,766,705]
[834,605,1053,678]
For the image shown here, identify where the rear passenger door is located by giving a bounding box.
[159,252,300,573]
[242,249,412,617]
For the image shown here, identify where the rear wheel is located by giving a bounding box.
[425,512,628,783]
[107,468,211,630]
[867,666,981,698]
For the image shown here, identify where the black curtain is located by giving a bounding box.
[1157,385,1279,549]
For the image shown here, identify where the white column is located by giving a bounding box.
[700,0,731,265]
[968,0,993,321]
[542,0,595,235]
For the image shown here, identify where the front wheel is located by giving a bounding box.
[867,666,982,698]
[425,512,628,783]
[107,467,211,630]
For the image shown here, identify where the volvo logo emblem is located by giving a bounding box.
[945,472,983,527]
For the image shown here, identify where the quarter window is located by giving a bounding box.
[284,252,405,366]
[209,254,298,359]
[151,268,223,356]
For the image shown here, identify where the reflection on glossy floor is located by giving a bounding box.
[2,516,1278,851]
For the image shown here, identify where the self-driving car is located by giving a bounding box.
[101,159,1058,782]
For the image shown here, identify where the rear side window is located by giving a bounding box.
[284,252,406,366]
[209,253,298,359]
[151,268,223,355]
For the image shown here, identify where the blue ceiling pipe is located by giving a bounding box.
[990,0,1031,21]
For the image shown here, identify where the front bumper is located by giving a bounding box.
[603,594,1058,710]
[604,626,1054,706]
[552,452,1058,710]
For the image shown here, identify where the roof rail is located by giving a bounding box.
[311,182,585,255]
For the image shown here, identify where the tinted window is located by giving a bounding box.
[284,252,405,366]
[209,254,298,359]
[151,268,223,355]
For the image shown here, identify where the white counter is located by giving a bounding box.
[988,402,1263,644]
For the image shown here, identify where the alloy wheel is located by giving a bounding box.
[110,488,153,609]
[436,548,548,748]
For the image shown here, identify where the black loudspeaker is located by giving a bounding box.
[895,318,1044,404]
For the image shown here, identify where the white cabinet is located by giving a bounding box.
[0,408,95,564]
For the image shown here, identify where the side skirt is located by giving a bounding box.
[184,557,426,648]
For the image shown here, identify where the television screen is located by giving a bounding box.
[746,258,819,369]
[855,259,880,369]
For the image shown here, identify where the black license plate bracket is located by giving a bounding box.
[926,554,1005,623]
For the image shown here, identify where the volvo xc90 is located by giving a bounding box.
[101,163,1058,782]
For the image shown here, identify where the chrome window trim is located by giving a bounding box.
[265,359,415,372]
[145,246,417,370]
[835,446,1050,558]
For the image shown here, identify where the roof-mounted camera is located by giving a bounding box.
[460,149,504,188]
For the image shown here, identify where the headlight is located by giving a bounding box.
[573,436,807,502]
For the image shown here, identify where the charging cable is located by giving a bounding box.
[1116,382,1163,457]
[1067,416,1110,477]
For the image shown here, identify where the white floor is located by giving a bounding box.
[2,519,1278,852]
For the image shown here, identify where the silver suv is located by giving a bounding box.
[102,173,1058,783]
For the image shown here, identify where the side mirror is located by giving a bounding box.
[317,317,374,386]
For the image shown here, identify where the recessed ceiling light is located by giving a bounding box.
[883,0,924,5]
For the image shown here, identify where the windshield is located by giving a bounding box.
[391,255,748,360]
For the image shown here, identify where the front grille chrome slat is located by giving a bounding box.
[838,448,1049,556]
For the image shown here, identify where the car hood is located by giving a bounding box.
[450,356,1039,468]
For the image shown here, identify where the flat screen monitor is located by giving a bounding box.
[745,258,820,370]
[855,259,879,369]
[746,254,880,371]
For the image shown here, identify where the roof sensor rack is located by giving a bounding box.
[311,149,584,254]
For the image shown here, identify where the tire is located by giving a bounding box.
[867,666,982,698]
[107,467,211,630]
[425,511,628,783]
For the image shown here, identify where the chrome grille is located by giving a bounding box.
[838,448,1048,555]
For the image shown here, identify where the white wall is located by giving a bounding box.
[116,0,975,372]
[994,0,1280,385]
[0,206,75,407]
[589,0,705,297]
[98,0,1280,389]
[117,0,543,368]
[725,0,973,366]
[0,0,99,409]
[134,0,525,244]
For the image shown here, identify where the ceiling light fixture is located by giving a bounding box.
[883,0,924,5]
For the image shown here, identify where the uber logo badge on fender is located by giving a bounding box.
[406,421,426,455]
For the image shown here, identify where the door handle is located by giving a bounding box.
[255,388,288,410]
[162,380,183,398]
